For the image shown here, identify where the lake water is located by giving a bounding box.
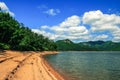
[44,51,120,80]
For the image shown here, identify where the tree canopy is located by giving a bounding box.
[0,12,57,51]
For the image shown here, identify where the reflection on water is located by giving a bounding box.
[45,51,120,80]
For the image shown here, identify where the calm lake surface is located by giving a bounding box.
[45,51,120,80]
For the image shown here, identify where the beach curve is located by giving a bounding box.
[0,50,65,80]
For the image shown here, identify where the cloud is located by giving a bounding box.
[38,4,60,16]
[32,10,120,42]
[83,10,120,42]
[60,15,81,27]
[44,9,60,16]
[0,2,15,16]
[112,29,120,42]
[41,25,50,29]
[83,10,120,27]
[94,34,108,41]
[33,15,90,42]
[32,29,57,40]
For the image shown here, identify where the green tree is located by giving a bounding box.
[0,12,57,51]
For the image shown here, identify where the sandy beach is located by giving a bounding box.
[0,50,64,80]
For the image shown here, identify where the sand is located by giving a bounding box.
[0,50,64,80]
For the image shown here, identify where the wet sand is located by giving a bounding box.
[0,50,64,80]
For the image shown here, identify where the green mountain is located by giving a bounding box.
[56,39,120,51]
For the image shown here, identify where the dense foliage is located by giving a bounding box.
[56,39,120,51]
[0,12,57,51]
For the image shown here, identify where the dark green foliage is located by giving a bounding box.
[0,43,10,50]
[0,12,57,51]
[0,13,20,43]
[56,39,96,51]
[56,39,120,51]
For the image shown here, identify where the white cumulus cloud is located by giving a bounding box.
[95,34,108,41]
[32,29,57,40]
[0,2,14,16]
[33,15,90,42]
[60,15,81,27]
[83,10,120,42]
[32,10,120,42]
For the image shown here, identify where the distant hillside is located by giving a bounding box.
[56,39,120,51]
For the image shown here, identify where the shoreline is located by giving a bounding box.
[41,51,66,80]
[41,55,65,80]
[41,51,65,80]
[0,50,65,80]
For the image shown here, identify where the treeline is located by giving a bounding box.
[56,39,120,51]
[0,12,57,51]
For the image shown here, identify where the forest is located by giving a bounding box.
[56,39,120,51]
[0,12,57,51]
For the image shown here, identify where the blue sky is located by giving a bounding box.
[0,0,120,42]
